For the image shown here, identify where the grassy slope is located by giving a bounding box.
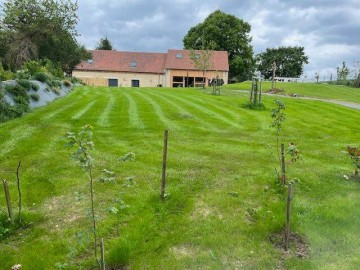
[0,86,359,269]
[223,81,360,103]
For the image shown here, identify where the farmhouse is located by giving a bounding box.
[73,49,229,87]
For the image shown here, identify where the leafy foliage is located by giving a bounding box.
[256,46,309,79]
[337,61,350,84]
[95,37,114,50]
[0,0,88,74]
[183,10,254,81]
[270,99,286,133]
[347,146,360,175]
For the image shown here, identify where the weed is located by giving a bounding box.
[346,146,360,175]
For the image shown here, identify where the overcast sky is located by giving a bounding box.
[76,0,360,80]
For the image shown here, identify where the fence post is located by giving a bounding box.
[100,238,105,270]
[3,180,13,222]
[285,183,293,251]
[161,129,169,199]
[281,143,286,185]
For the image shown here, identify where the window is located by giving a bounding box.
[175,53,183,59]
[130,61,137,67]
[87,59,94,64]
[131,80,140,87]
[108,78,118,87]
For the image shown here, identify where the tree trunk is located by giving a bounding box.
[355,73,360,88]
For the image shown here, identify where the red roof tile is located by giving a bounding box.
[76,50,167,74]
[165,49,229,71]
[75,49,229,73]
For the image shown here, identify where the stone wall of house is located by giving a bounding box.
[72,70,165,87]
[72,69,228,87]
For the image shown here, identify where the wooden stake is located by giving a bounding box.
[3,180,13,222]
[281,143,286,185]
[100,238,105,270]
[16,161,22,224]
[285,183,293,252]
[161,129,169,199]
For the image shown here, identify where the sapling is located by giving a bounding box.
[64,124,99,265]
[270,99,286,180]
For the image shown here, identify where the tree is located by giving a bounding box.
[189,44,214,88]
[183,10,254,82]
[95,37,113,50]
[315,72,320,83]
[336,61,350,84]
[0,0,88,73]
[256,46,309,79]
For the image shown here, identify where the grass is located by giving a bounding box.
[0,85,359,269]
[223,81,360,103]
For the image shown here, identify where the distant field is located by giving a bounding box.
[0,85,359,269]
[223,81,360,103]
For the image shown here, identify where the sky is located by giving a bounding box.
[76,0,360,81]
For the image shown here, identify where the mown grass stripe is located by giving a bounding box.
[133,90,178,130]
[96,90,116,127]
[0,125,36,156]
[154,90,239,129]
[71,100,97,120]
[122,90,146,129]
[144,89,219,131]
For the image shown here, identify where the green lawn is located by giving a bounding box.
[223,81,360,103]
[0,85,359,269]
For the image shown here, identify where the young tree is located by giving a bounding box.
[183,10,254,82]
[315,72,320,83]
[95,37,114,50]
[256,46,309,79]
[189,48,213,88]
[336,61,350,84]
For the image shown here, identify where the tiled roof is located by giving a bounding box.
[75,49,229,73]
[165,50,229,71]
[76,50,167,74]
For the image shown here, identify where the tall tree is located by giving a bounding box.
[95,37,113,50]
[256,46,309,79]
[183,10,254,82]
[0,0,88,73]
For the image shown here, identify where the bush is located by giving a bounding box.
[0,99,22,122]
[16,69,30,80]
[0,61,15,81]
[23,60,45,76]
[30,93,40,101]
[13,95,30,105]
[33,72,50,83]
[30,82,39,91]
[4,84,27,99]
[17,79,32,90]
[52,87,61,96]
[63,80,72,87]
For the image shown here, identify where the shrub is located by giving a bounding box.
[30,93,40,101]
[52,87,61,96]
[33,72,50,83]
[63,80,72,87]
[16,69,30,80]
[347,146,360,175]
[30,82,39,91]
[0,61,15,81]
[0,100,22,122]
[45,86,51,92]
[17,79,32,90]
[4,84,27,99]
[13,95,30,105]
[23,60,44,76]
